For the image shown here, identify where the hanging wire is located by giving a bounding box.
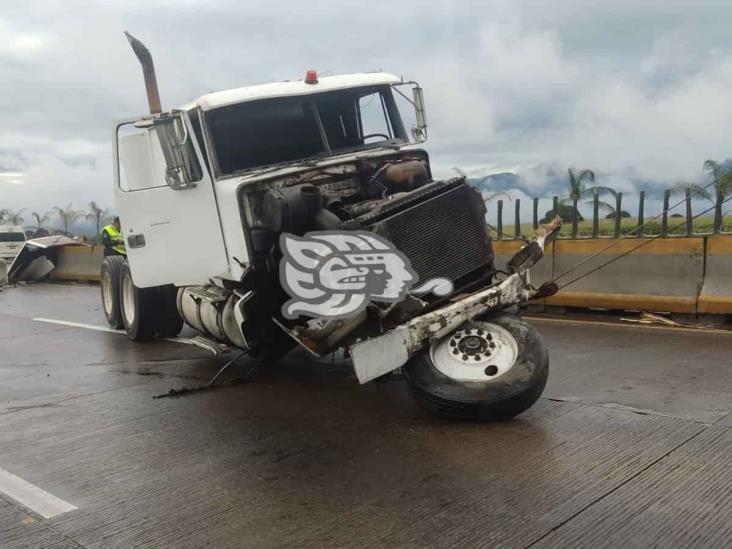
[552,178,720,283]
[557,194,732,291]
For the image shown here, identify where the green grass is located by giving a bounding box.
[491,216,732,239]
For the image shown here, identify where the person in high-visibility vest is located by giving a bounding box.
[101,216,126,257]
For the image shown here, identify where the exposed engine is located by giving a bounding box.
[178,151,496,354]
[247,152,494,286]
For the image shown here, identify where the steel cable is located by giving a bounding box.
[557,194,732,291]
[552,179,720,283]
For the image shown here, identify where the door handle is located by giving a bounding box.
[127,234,146,248]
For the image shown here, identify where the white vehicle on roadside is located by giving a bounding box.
[0,225,26,263]
[101,32,560,421]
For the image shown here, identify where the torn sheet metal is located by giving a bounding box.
[8,235,86,283]
[349,217,562,383]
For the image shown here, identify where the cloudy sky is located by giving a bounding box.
[3,0,732,222]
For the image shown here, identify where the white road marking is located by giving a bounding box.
[31,318,195,345]
[33,317,123,334]
[0,466,77,518]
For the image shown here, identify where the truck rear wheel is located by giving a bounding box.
[101,256,125,329]
[119,260,158,341]
[403,314,548,421]
[155,285,183,338]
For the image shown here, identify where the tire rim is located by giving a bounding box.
[101,271,114,316]
[121,272,136,327]
[429,321,518,382]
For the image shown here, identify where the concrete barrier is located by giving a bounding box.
[493,238,706,314]
[50,245,104,282]
[698,236,732,314]
[35,235,732,316]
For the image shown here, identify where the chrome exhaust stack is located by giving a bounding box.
[123,31,162,114]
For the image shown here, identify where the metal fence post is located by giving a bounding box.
[637,190,645,236]
[685,188,693,236]
[533,197,539,230]
[497,200,504,240]
[614,192,623,238]
[714,190,723,234]
[571,197,578,239]
[661,189,670,237]
[514,199,521,239]
[592,192,599,238]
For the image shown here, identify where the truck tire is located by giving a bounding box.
[119,260,158,341]
[155,285,183,338]
[403,314,548,421]
[100,256,125,329]
[249,324,296,365]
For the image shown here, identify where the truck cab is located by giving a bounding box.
[102,33,558,421]
[114,72,427,287]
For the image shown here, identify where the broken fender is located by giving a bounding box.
[349,217,561,383]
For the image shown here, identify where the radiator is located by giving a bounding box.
[370,182,494,284]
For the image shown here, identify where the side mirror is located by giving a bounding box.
[411,85,427,142]
[154,112,201,190]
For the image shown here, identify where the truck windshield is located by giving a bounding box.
[206,85,407,175]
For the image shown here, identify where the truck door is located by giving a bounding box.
[113,111,229,288]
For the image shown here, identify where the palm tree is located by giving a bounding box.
[703,160,732,229]
[556,168,616,223]
[670,181,713,201]
[2,208,25,225]
[672,159,732,230]
[54,203,82,235]
[86,201,111,243]
[565,168,595,204]
[31,211,52,228]
[583,187,620,216]
[562,168,617,204]
[482,190,512,203]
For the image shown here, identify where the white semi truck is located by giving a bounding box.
[102,33,560,420]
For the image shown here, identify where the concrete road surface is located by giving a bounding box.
[1,282,732,548]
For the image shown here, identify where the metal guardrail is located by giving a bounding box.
[492,190,730,240]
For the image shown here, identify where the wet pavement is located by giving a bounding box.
[1,282,732,548]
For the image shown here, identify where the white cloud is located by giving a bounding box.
[2,0,732,212]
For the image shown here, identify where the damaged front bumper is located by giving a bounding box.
[349,219,560,383]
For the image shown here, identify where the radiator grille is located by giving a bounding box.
[372,183,493,284]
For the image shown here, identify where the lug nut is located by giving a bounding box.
[462,354,469,361]
[452,348,459,355]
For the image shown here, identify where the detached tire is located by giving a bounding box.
[119,260,158,341]
[403,314,548,421]
[100,256,125,329]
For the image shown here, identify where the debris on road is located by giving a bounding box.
[8,235,86,284]
[153,351,251,399]
[621,312,683,327]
